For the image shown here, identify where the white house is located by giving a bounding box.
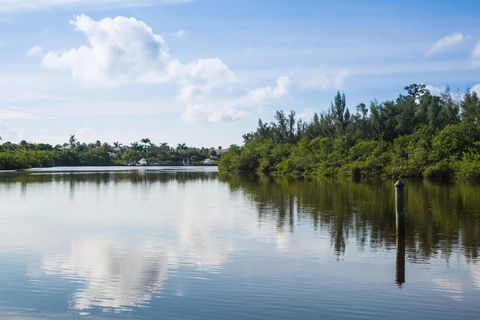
[203,158,216,165]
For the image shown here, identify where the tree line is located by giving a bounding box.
[0,136,218,170]
[218,84,480,182]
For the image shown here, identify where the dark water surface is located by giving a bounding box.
[0,167,479,319]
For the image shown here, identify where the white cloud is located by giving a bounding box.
[426,84,463,101]
[42,14,236,93]
[174,58,236,100]
[174,29,186,38]
[472,84,480,95]
[472,41,480,67]
[301,68,348,90]
[43,15,171,86]
[426,33,467,56]
[41,15,300,125]
[182,104,247,124]
[298,107,315,120]
[181,76,292,124]
[425,84,443,96]
[0,0,192,12]
[26,45,43,57]
[243,76,292,104]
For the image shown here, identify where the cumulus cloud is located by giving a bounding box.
[301,68,348,90]
[42,15,170,86]
[426,33,467,56]
[42,15,299,125]
[182,104,247,124]
[0,0,191,12]
[181,76,292,124]
[298,107,316,120]
[243,76,292,104]
[425,84,443,96]
[472,84,480,95]
[174,58,236,100]
[42,14,236,94]
[26,45,43,57]
[426,85,463,101]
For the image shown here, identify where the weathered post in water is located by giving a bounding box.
[395,179,405,235]
[395,179,406,286]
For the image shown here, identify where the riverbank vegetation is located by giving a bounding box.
[0,137,217,170]
[219,84,480,182]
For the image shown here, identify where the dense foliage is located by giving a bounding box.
[0,137,218,170]
[219,84,480,182]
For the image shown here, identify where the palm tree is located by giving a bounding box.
[177,143,187,150]
[69,134,76,148]
[141,138,151,147]
[130,142,142,151]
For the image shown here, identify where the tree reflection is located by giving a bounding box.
[0,171,218,194]
[220,174,480,263]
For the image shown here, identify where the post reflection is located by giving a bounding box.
[396,231,406,286]
[395,180,406,286]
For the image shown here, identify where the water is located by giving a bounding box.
[0,167,479,319]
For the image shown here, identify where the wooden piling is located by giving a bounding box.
[395,179,405,235]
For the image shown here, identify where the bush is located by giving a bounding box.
[424,161,454,181]
[455,152,480,182]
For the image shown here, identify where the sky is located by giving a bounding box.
[0,0,479,147]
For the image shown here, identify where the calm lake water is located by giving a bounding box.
[0,167,479,319]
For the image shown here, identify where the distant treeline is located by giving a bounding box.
[218,84,480,182]
[0,137,218,170]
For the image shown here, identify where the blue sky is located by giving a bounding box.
[0,0,479,147]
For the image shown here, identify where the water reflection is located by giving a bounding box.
[396,232,406,286]
[0,169,234,314]
[221,174,480,263]
[43,238,171,311]
[0,170,479,319]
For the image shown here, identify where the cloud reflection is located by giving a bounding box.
[471,263,480,290]
[431,275,464,301]
[43,238,172,311]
